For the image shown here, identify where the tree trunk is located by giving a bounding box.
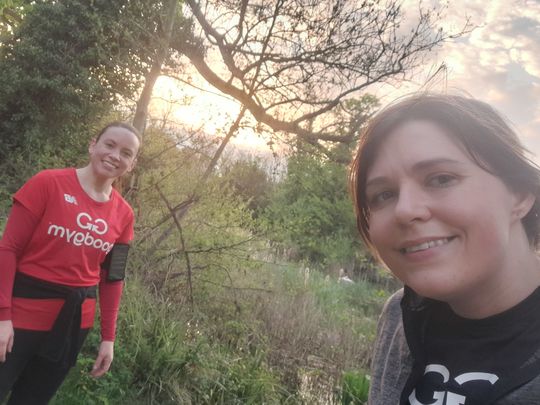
[132,0,178,134]
[125,0,178,198]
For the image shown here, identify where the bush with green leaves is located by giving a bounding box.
[0,0,189,207]
[262,153,360,266]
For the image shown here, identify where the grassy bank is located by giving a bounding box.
[53,262,391,404]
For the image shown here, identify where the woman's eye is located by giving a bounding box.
[427,174,457,188]
[369,190,395,207]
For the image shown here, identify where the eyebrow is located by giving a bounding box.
[366,158,465,188]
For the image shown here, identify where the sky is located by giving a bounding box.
[152,0,540,161]
[382,0,540,161]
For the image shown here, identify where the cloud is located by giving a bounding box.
[430,0,540,156]
[379,0,540,159]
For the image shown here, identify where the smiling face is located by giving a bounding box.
[89,126,140,180]
[365,120,535,307]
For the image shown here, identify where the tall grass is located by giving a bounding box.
[203,262,388,401]
[54,274,289,404]
[249,264,384,369]
[53,260,390,404]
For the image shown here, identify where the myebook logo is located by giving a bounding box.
[47,212,113,252]
[64,193,78,205]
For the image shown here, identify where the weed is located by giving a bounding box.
[340,370,370,405]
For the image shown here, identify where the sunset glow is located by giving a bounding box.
[149,1,540,161]
[150,76,273,153]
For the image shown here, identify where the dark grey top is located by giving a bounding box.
[368,289,540,405]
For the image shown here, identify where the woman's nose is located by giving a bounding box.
[108,148,121,160]
[393,187,431,224]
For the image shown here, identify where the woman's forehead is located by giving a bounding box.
[99,126,140,149]
[366,120,472,177]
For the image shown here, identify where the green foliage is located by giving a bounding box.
[54,274,289,404]
[52,330,136,405]
[189,347,285,404]
[0,0,32,45]
[263,153,360,265]
[340,370,370,405]
[134,125,265,306]
[51,228,386,404]
[115,283,194,403]
[311,272,388,321]
[0,0,192,203]
[222,158,275,218]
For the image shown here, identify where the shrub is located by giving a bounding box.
[340,370,370,405]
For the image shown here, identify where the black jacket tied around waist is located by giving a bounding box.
[12,272,97,367]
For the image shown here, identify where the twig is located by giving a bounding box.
[155,185,195,312]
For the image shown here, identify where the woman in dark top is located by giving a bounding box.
[349,93,540,404]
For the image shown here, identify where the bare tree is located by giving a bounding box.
[141,0,470,244]
[179,0,470,153]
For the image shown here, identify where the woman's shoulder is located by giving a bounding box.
[110,188,134,217]
[380,288,404,324]
[369,288,411,404]
[16,168,74,195]
[375,288,406,353]
[372,288,407,370]
[27,168,75,183]
[499,372,540,403]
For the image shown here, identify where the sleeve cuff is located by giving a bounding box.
[100,332,116,342]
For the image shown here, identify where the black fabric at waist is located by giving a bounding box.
[12,272,97,367]
[12,271,97,299]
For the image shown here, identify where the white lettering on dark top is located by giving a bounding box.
[409,364,499,405]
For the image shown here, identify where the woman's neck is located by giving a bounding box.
[76,166,114,202]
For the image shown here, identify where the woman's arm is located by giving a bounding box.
[92,268,123,377]
[92,206,133,376]
[0,202,39,361]
[98,270,123,342]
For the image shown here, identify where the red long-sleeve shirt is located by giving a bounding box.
[0,169,134,340]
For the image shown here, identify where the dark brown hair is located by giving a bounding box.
[350,93,540,250]
[96,121,141,144]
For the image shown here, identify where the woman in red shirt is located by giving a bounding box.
[0,122,140,404]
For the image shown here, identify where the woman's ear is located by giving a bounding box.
[127,157,138,173]
[88,138,97,154]
[512,192,536,220]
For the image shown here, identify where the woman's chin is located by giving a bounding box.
[404,280,459,302]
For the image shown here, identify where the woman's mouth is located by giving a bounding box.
[400,237,455,254]
[102,160,118,169]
